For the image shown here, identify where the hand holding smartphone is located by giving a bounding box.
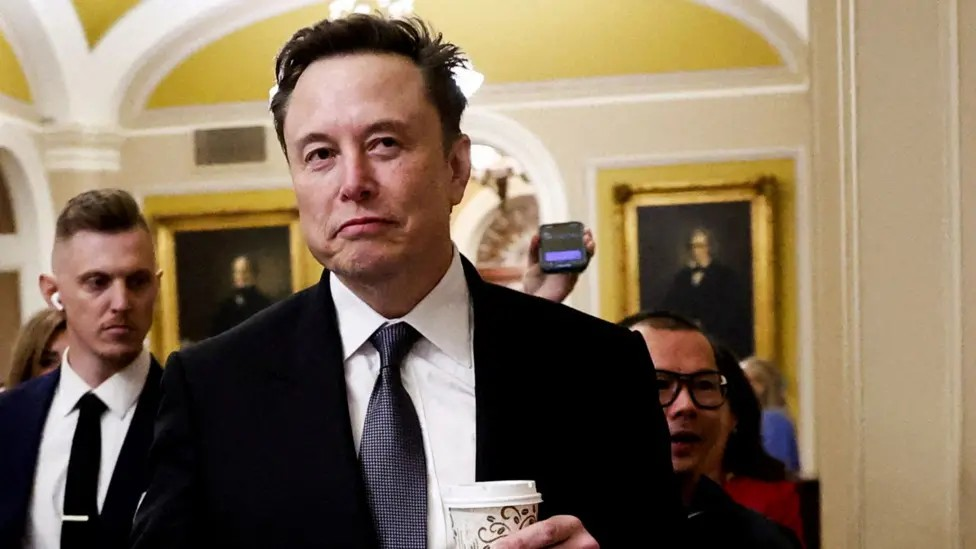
[538,222,589,274]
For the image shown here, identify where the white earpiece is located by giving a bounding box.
[51,292,64,311]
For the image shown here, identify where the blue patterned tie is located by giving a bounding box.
[360,322,426,548]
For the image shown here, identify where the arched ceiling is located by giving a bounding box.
[0,0,806,125]
[146,0,783,109]
[71,0,140,47]
[0,30,31,102]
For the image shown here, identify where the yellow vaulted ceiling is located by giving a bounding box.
[0,30,31,102]
[146,0,783,109]
[72,0,141,47]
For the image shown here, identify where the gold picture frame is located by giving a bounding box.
[144,189,320,361]
[612,176,777,360]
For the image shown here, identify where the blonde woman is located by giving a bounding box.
[741,356,800,473]
[5,308,67,389]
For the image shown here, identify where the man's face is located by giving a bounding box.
[47,229,159,369]
[690,231,711,266]
[634,325,734,477]
[282,53,470,282]
[232,257,254,288]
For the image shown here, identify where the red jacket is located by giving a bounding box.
[724,476,805,546]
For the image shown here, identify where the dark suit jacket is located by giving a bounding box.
[688,477,802,549]
[131,258,683,548]
[0,359,163,549]
[661,261,753,358]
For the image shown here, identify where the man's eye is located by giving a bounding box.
[370,137,400,152]
[128,274,152,290]
[84,276,108,290]
[304,148,334,163]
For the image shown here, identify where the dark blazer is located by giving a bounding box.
[661,261,753,359]
[687,477,802,549]
[0,359,163,549]
[131,258,683,548]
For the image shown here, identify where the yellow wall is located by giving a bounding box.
[0,30,31,102]
[71,0,141,47]
[595,158,798,415]
[147,0,782,108]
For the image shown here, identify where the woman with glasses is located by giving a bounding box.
[5,308,67,390]
[624,310,803,548]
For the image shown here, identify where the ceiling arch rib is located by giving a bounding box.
[71,0,141,48]
[700,0,807,73]
[0,0,86,122]
[97,0,313,128]
[86,0,246,127]
[759,0,806,41]
[20,0,808,128]
[119,0,805,118]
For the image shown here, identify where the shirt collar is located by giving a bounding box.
[331,248,472,367]
[54,346,151,418]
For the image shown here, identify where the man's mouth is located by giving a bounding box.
[670,431,703,455]
[671,431,703,444]
[336,216,395,237]
[103,325,133,336]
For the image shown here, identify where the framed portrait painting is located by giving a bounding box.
[612,176,776,360]
[144,190,320,360]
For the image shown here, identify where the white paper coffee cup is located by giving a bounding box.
[443,481,542,548]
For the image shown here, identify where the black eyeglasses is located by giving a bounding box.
[656,370,728,410]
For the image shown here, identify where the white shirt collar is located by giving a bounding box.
[331,248,472,368]
[53,346,151,419]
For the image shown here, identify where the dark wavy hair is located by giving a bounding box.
[713,344,789,481]
[620,309,788,481]
[270,14,468,155]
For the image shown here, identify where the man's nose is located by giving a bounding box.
[338,150,375,202]
[667,385,698,417]
[109,281,133,311]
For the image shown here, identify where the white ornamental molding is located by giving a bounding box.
[43,126,124,172]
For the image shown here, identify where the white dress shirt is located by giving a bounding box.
[25,347,151,549]
[332,250,477,549]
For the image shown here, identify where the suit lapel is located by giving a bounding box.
[286,272,359,463]
[99,359,163,539]
[462,258,529,482]
[0,370,59,540]
[275,272,376,543]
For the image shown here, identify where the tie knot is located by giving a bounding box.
[369,323,421,370]
[76,392,107,417]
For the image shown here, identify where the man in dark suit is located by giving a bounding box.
[131,14,682,549]
[0,189,164,549]
[661,228,754,358]
[210,255,273,337]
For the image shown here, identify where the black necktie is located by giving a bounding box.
[61,392,107,549]
[360,323,426,548]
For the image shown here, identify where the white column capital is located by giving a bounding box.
[42,125,125,172]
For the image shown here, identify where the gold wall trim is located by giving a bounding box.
[611,175,778,361]
[143,189,319,361]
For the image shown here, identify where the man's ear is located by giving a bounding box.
[39,274,60,310]
[447,134,472,206]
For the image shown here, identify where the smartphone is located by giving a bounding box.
[538,222,588,274]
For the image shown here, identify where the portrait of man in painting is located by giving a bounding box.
[174,226,292,346]
[638,200,755,358]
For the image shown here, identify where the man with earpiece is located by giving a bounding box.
[0,189,164,549]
